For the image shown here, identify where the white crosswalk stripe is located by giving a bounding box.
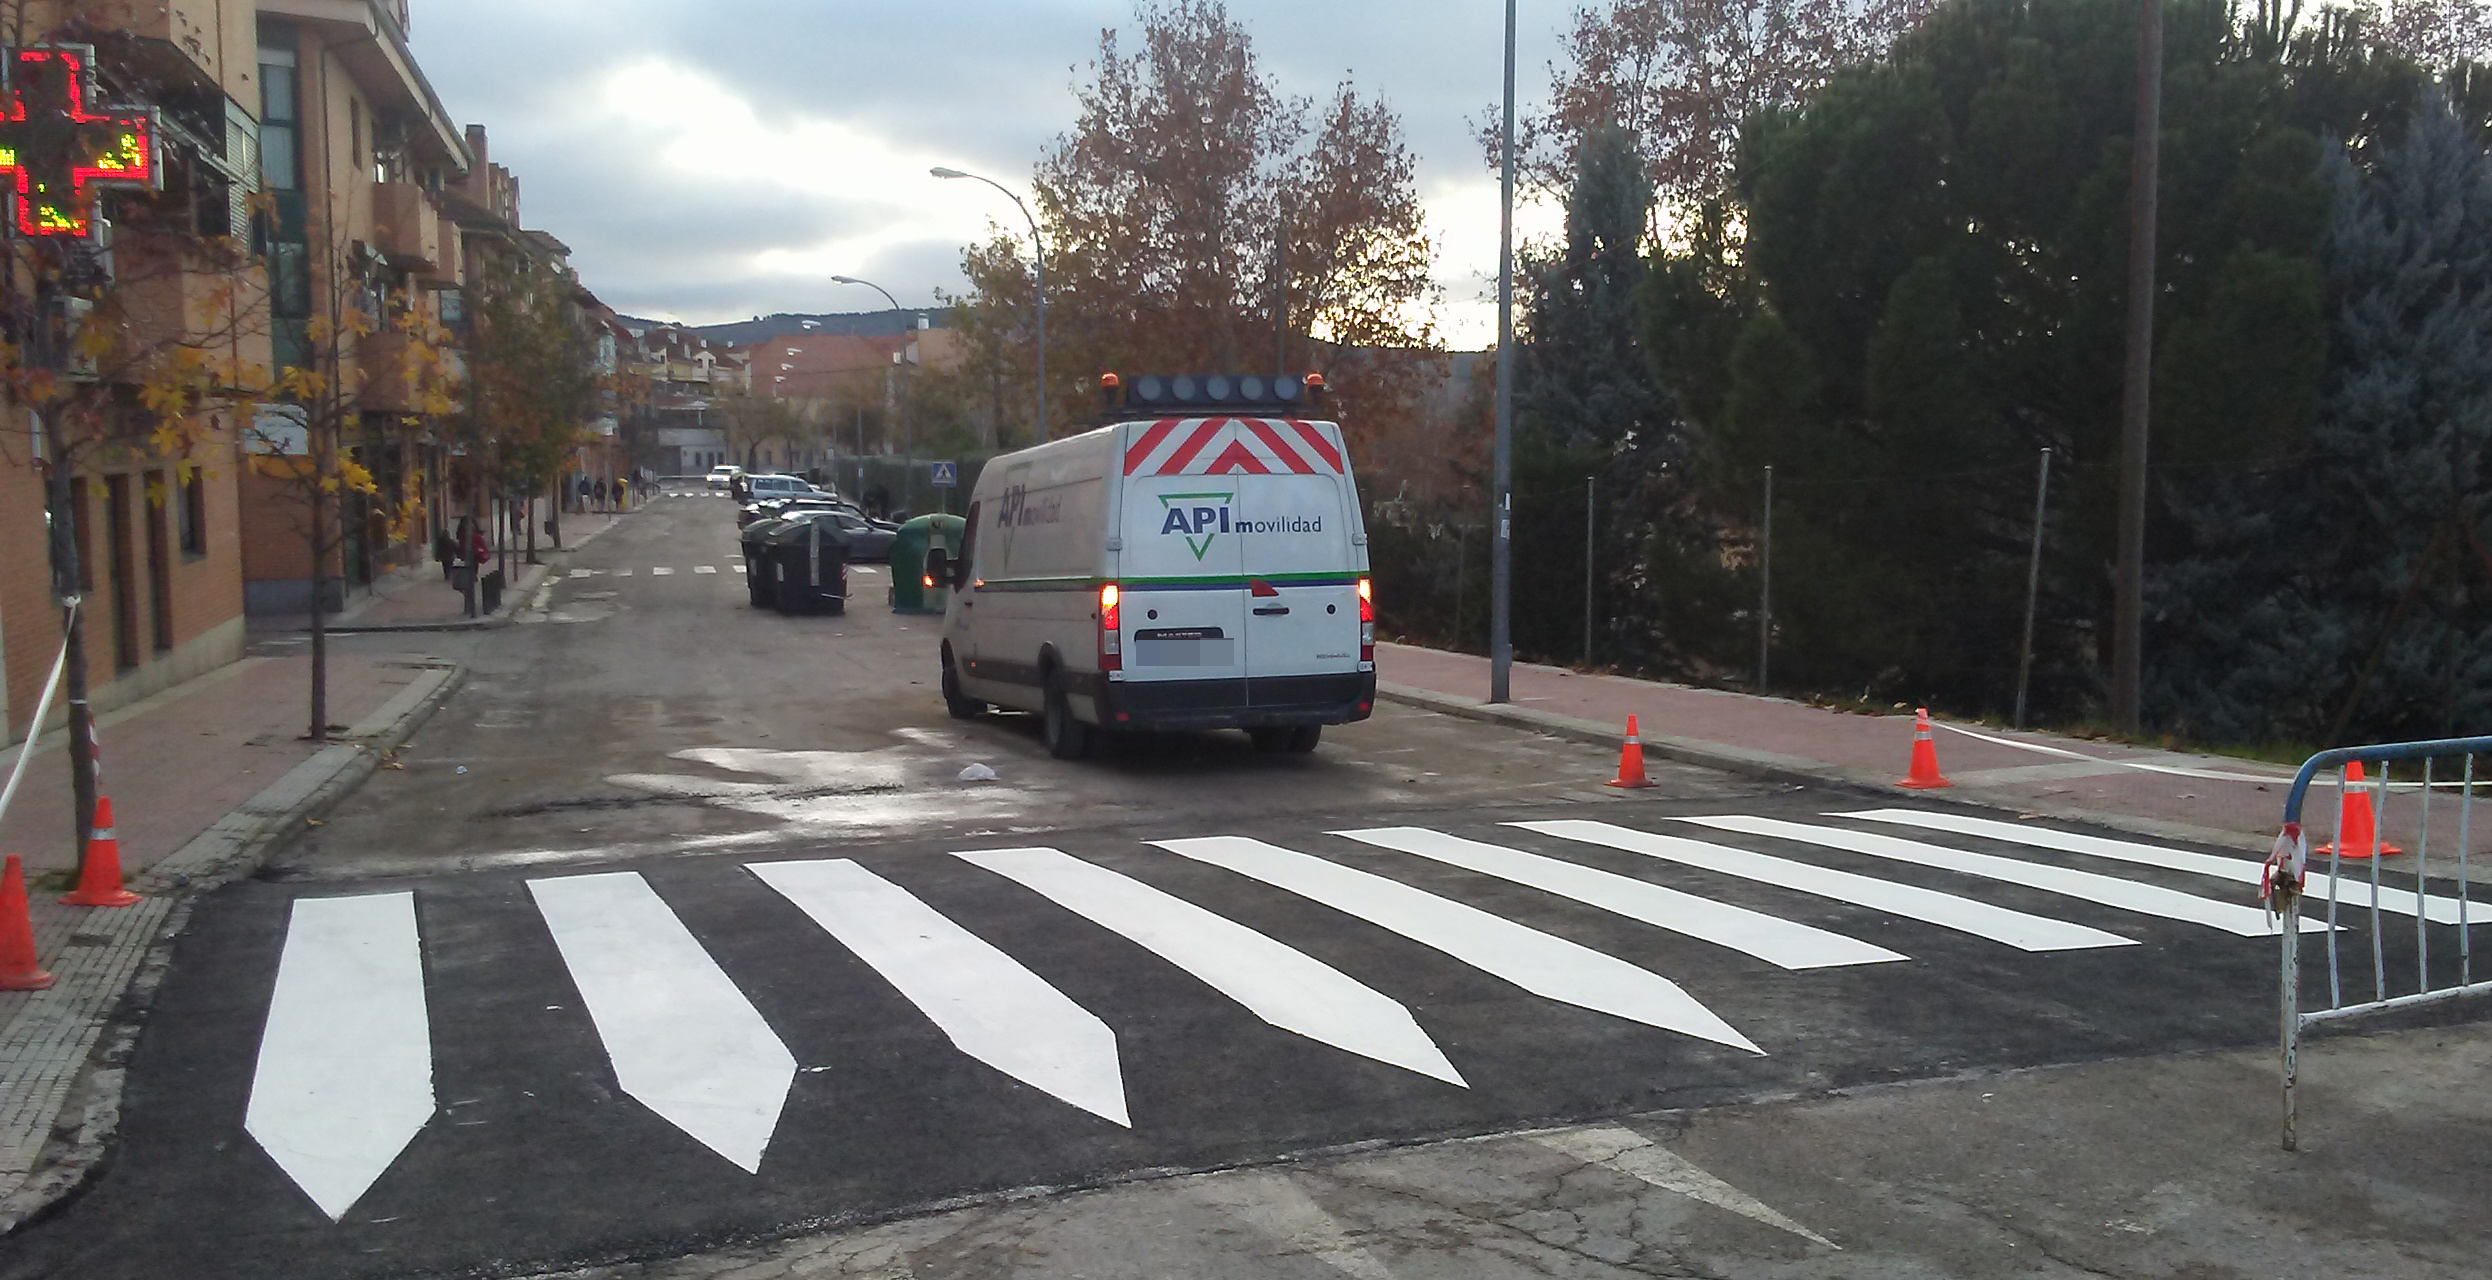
[568,568,596,578]
[246,893,433,1221]
[245,805,2485,1218]
[528,872,796,1172]
[956,846,1466,1085]
[1841,808,2488,927]
[1669,815,2324,937]
[1515,820,2136,952]
[1153,835,1764,1054]
[649,566,675,576]
[694,565,717,574]
[750,858,1131,1126]
[615,567,633,576]
[1335,826,1906,970]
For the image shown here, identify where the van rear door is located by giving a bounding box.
[1219,420,1363,707]
[1116,420,1251,711]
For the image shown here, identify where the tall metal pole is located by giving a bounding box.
[2113,0,2164,734]
[932,168,1046,441]
[1583,474,1595,667]
[2014,447,2053,729]
[1490,0,1516,703]
[1758,465,1773,691]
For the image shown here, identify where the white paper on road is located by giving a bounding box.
[1151,836,1762,1054]
[245,892,434,1221]
[1335,826,1907,971]
[1516,820,2135,953]
[750,858,1131,1126]
[955,846,1465,1086]
[528,872,796,1172]
[1842,808,2483,926]
[1671,815,2326,937]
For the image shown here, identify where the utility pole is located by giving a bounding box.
[2113,0,2164,734]
[1758,465,1773,691]
[1583,475,1595,667]
[2014,447,2053,729]
[1490,0,1517,703]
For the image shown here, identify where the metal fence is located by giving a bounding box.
[2265,735,2492,1150]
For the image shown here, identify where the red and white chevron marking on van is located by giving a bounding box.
[1123,417,1345,477]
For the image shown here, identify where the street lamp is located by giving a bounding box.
[829,274,916,513]
[932,165,1048,443]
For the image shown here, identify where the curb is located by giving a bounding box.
[0,660,466,1233]
[1374,683,2275,853]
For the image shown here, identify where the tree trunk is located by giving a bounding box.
[308,439,329,743]
[526,487,540,564]
[46,466,98,875]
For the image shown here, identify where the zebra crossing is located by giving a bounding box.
[236,806,2492,1223]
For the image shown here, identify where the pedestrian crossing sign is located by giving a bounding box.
[930,461,958,488]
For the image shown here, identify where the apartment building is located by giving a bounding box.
[240,0,471,611]
[1,2,266,744]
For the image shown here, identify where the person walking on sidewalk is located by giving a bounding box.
[576,474,593,514]
[614,475,629,511]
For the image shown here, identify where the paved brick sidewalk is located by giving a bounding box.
[0,653,421,875]
[249,507,634,632]
[1375,642,2460,852]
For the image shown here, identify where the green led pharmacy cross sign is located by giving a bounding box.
[0,45,155,238]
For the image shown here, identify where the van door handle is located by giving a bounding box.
[1253,605,1290,616]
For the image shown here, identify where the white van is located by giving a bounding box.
[928,383,1374,757]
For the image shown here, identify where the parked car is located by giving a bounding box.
[821,508,899,561]
[738,494,853,529]
[706,464,741,491]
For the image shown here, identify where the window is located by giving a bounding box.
[257,53,298,192]
[179,467,206,556]
[146,470,174,653]
[349,99,362,174]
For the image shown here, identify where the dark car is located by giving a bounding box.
[742,510,849,613]
[818,508,899,561]
[736,493,853,529]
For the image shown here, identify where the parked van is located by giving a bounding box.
[927,375,1374,757]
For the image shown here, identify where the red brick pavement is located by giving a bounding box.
[0,653,419,874]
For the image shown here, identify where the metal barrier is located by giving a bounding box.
[2265,735,2492,1150]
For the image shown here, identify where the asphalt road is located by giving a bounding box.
[5,494,2473,1280]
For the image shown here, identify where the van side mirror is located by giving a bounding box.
[923,547,951,590]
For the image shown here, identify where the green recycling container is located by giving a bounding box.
[889,513,967,614]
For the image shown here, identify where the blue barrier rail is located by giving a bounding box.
[2274,735,2492,1152]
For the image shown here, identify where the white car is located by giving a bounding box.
[706,464,742,492]
[927,374,1372,758]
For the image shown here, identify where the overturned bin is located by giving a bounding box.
[762,513,849,614]
[889,513,966,614]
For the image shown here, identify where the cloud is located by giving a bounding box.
[410,0,1571,343]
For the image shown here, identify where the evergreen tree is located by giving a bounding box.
[1521,123,1664,453]
[2151,92,2492,743]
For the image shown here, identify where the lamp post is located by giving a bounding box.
[829,274,915,513]
[1490,0,1516,704]
[933,165,1047,443]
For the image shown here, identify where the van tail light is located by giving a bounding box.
[1357,577,1374,662]
[1099,582,1122,672]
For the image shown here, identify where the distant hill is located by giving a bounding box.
[613,309,953,348]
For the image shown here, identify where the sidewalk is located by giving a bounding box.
[260,506,635,633]
[1378,642,2416,850]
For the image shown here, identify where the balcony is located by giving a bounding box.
[373,183,444,276]
[356,328,448,414]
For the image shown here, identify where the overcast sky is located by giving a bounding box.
[405,1,1569,348]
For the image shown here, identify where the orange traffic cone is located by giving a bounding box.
[1606,714,1656,789]
[60,796,140,908]
[1897,708,1952,789]
[2316,760,2403,859]
[0,855,54,991]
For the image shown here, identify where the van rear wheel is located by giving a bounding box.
[1286,724,1322,753]
[1042,676,1093,759]
[1248,727,1291,752]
